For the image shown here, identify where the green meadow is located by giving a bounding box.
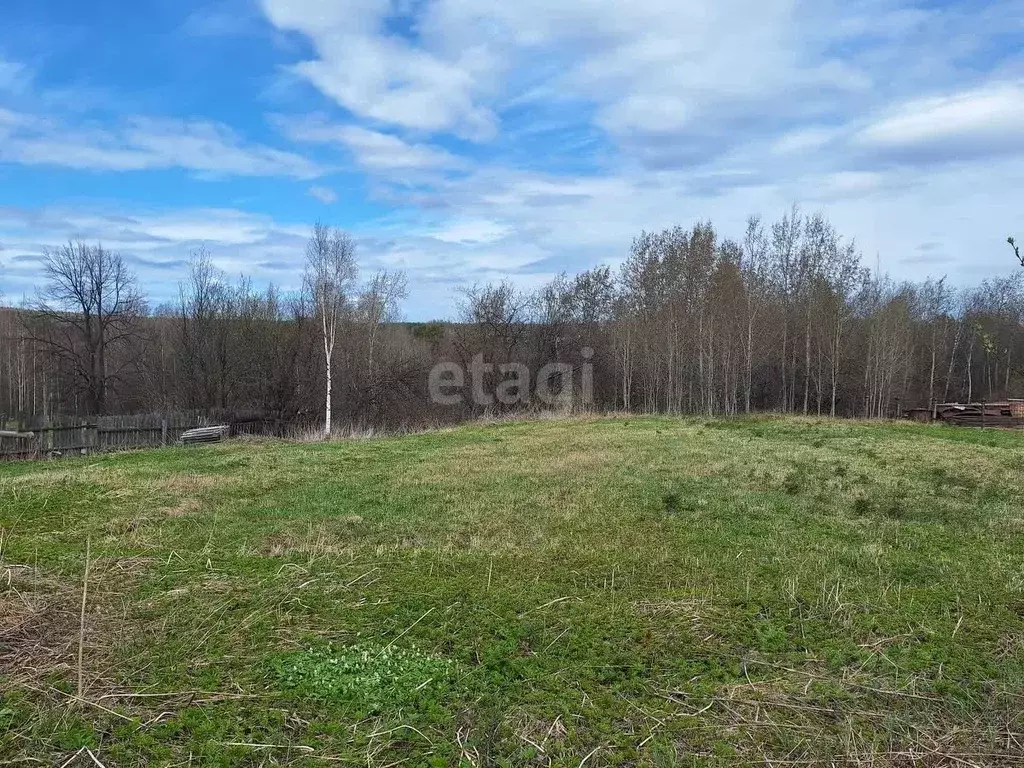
[1,415,1023,766]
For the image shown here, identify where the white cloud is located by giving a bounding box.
[279,116,458,171]
[259,0,884,151]
[261,0,385,34]
[332,126,457,171]
[0,206,314,301]
[771,126,842,156]
[0,111,322,178]
[124,209,307,246]
[855,81,1024,159]
[811,171,890,200]
[261,0,497,139]
[258,0,1024,178]
[307,185,338,204]
[599,94,691,136]
[429,219,511,245]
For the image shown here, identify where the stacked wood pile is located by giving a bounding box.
[906,401,1024,428]
[180,425,230,444]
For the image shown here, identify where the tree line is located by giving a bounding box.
[1,210,1023,431]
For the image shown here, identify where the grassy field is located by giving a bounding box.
[1,415,1023,766]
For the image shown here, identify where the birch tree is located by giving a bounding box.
[305,222,357,437]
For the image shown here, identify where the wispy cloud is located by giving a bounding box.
[307,185,338,204]
[854,81,1024,164]
[0,206,311,299]
[277,115,459,172]
[262,0,497,140]
[0,111,322,178]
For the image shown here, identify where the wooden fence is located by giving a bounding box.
[0,411,281,460]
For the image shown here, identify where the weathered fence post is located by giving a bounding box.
[161,417,168,448]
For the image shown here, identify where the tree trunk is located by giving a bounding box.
[745,310,754,413]
[803,305,811,415]
[928,326,937,411]
[325,350,332,437]
[780,313,788,412]
[323,309,333,437]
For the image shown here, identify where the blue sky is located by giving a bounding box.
[1,0,1023,318]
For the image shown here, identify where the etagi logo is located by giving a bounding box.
[428,348,594,406]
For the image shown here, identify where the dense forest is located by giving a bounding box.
[2,208,1022,431]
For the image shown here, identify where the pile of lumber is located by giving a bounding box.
[180,425,230,444]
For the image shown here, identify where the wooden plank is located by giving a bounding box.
[0,430,35,439]
[98,426,165,435]
[34,424,97,433]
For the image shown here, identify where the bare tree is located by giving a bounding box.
[741,216,769,413]
[453,282,533,413]
[178,249,235,410]
[918,277,951,411]
[358,269,408,382]
[568,266,616,326]
[305,222,358,437]
[820,230,863,416]
[1009,237,1023,267]
[26,241,144,415]
[457,282,533,364]
[769,206,803,412]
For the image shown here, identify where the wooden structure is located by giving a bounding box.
[905,401,1024,429]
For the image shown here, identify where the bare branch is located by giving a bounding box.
[1009,237,1023,267]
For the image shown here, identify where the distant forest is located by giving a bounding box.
[2,207,1023,430]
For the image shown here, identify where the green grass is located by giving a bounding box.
[1,415,1023,766]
